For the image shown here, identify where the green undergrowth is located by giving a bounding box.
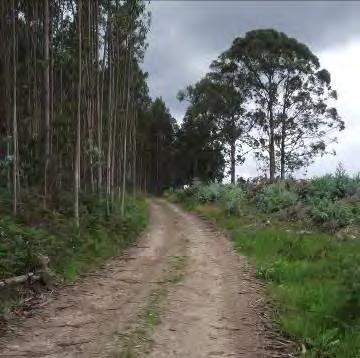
[165,167,360,233]
[0,192,148,320]
[172,199,360,357]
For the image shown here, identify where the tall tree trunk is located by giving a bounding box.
[12,0,18,215]
[268,104,275,182]
[155,135,160,193]
[106,24,113,215]
[44,0,50,208]
[86,0,95,194]
[230,139,236,184]
[110,64,118,204]
[121,38,132,216]
[97,40,106,194]
[1,1,12,191]
[280,117,286,180]
[280,81,289,181]
[75,0,82,227]
[95,0,102,194]
[33,2,39,140]
[132,106,137,196]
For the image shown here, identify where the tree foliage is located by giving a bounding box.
[0,0,176,220]
[178,29,344,183]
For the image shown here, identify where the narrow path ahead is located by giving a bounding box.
[0,200,294,357]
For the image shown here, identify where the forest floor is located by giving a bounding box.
[0,199,295,358]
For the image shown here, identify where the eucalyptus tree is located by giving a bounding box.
[44,0,50,208]
[219,29,344,180]
[0,0,159,221]
[12,0,18,214]
[175,111,225,185]
[0,1,12,191]
[135,97,178,193]
[179,74,251,184]
[0,0,176,217]
[178,79,226,183]
[74,0,82,227]
[207,67,253,183]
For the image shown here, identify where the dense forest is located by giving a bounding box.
[0,0,180,314]
[0,0,178,225]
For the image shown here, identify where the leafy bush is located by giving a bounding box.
[172,182,245,215]
[310,198,354,229]
[309,166,360,201]
[257,182,298,213]
[168,168,360,230]
[0,196,148,281]
[220,184,244,215]
[192,182,223,203]
[310,175,347,200]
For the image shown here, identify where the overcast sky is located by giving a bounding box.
[143,1,360,178]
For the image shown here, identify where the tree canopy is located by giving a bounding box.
[0,0,177,220]
[0,6,346,209]
[176,28,344,183]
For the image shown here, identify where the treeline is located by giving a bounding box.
[176,29,345,184]
[0,0,177,223]
[0,7,348,220]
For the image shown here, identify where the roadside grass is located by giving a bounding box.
[0,194,149,320]
[178,201,360,357]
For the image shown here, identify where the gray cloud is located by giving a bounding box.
[144,1,360,115]
[142,0,360,176]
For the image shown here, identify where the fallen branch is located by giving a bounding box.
[0,255,50,288]
[0,272,41,288]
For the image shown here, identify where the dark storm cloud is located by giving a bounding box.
[142,1,360,120]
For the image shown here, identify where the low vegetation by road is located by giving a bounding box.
[0,193,148,323]
[0,200,294,357]
[166,170,360,357]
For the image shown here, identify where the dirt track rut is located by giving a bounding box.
[0,199,294,357]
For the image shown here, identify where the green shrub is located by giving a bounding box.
[168,169,360,229]
[310,175,344,200]
[172,182,245,215]
[309,167,360,201]
[310,198,354,229]
[192,182,223,203]
[0,196,148,283]
[163,188,178,202]
[257,182,298,213]
[220,184,244,215]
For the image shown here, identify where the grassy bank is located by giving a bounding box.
[0,193,148,320]
[167,177,360,357]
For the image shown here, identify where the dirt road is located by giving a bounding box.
[0,199,294,357]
